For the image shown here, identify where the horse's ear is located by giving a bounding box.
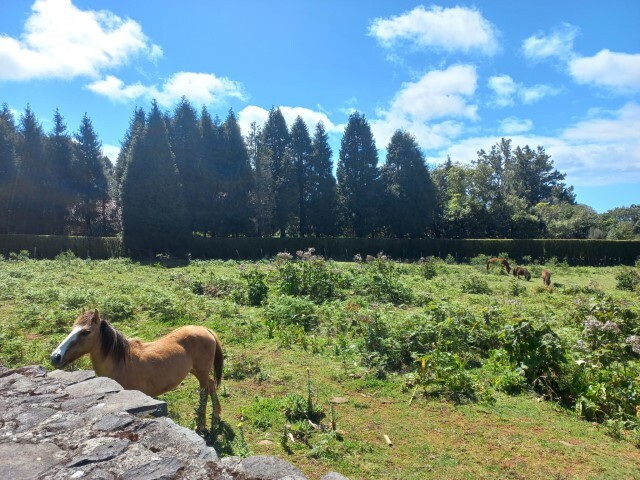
[92,309,100,323]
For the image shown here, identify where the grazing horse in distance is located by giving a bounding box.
[513,266,531,281]
[542,269,552,286]
[51,309,223,431]
[486,257,511,274]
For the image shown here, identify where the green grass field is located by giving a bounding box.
[1,252,639,479]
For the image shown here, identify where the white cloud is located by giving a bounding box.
[569,50,640,93]
[488,75,560,107]
[0,0,161,81]
[499,117,533,135]
[102,144,121,162]
[86,72,245,107]
[431,102,640,187]
[522,23,579,62]
[237,105,344,139]
[370,65,478,150]
[369,5,499,55]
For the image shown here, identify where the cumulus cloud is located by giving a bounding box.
[522,23,579,62]
[569,50,640,93]
[488,75,561,107]
[0,0,161,81]
[499,117,533,135]
[86,72,246,107]
[369,65,478,150]
[432,102,640,187]
[237,105,344,138]
[369,5,499,55]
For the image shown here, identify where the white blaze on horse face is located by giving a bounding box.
[52,326,83,360]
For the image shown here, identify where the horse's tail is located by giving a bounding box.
[486,259,490,272]
[208,329,224,388]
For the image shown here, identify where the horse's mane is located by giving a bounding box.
[99,318,131,364]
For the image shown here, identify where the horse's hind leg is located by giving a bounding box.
[208,377,221,431]
[193,369,210,432]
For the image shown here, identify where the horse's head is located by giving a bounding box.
[50,309,101,368]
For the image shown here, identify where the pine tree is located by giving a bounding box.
[170,98,201,233]
[380,130,436,237]
[121,101,189,256]
[46,109,75,234]
[217,109,254,236]
[260,108,292,236]
[13,105,50,234]
[288,116,312,235]
[308,121,337,236]
[0,104,17,234]
[336,112,379,237]
[72,114,109,235]
[115,107,146,188]
[251,122,275,236]
[199,107,224,236]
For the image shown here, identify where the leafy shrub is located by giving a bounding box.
[247,396,281,430]
[485,349,528,394]
[353,253,412,305]
[238,265,268,306]
[281,393,310,421]
[264,295,318,337]
[460,275,491,294]
[414,350,477,403]
[100,294,135,322]
[500,320,566,393]
[272,249,342,302]
[418,256,438,280]
[615,267,640,291]
[55,250,77,264]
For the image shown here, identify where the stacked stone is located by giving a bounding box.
[0,365,348,480]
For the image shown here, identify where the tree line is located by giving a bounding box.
[0,99,638,255]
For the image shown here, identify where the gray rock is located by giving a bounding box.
[47,369,96,385]
[121,457,184,480]
[67,437,130,467]
[92,412,135,432]
[0,442,63,479]
[238,455,308,480]
[65,376,122,398]
[92,389,167,417]
[15,406,59,432]
[321,473,351,480]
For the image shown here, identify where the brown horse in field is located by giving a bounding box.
[486,257,511,274]
[542,269,552,286]
[513,266,531,281]
[51,310,223,430]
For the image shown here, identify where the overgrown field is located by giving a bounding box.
[1,250,639,479]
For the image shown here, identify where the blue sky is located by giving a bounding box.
[1,0,639,212]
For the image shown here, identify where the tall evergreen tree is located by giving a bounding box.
[336,112,379,237]
[115,107,146,188]
[308,121,337,236]
[288,116,312,235]
[170,98,201,233]
[380,130,436,237]
[72,114,109,235]
[251,122,275,237]
[198,107,224,236]
[46,109,75,234]
[217,109,254,236]
[260,108,292,236]
[13,105,50,234]
[121,101,189,256]
[0,104,17,234]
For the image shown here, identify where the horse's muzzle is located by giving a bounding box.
[50,352,63,367]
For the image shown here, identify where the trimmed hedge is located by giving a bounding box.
[1,234,638,265]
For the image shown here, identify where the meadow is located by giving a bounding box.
[1,249,639,479]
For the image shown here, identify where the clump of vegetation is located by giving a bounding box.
[238,265,269,306]
[615,267,640,291]
[272,249,343,302]
[264,295,318,338]
[353,252,412,305]
[460,274,492,294]
[418,256,438,279]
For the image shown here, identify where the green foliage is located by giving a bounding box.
[501,320,566,391]
[273,249,342,302]
[615,267,640,291]
[460,275,491,294]
[100,294,135,322]
[264,295,318,338]
[414,350,477,403]
[418,256,438,279]
[353,253,412,305]
[238,265,268,306]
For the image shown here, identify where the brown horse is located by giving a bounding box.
[542,269,552,286]
[51,310,223,430]
[513,266,531,281]
[486,257,511,274]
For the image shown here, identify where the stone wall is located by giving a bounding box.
[0,365,348,480]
